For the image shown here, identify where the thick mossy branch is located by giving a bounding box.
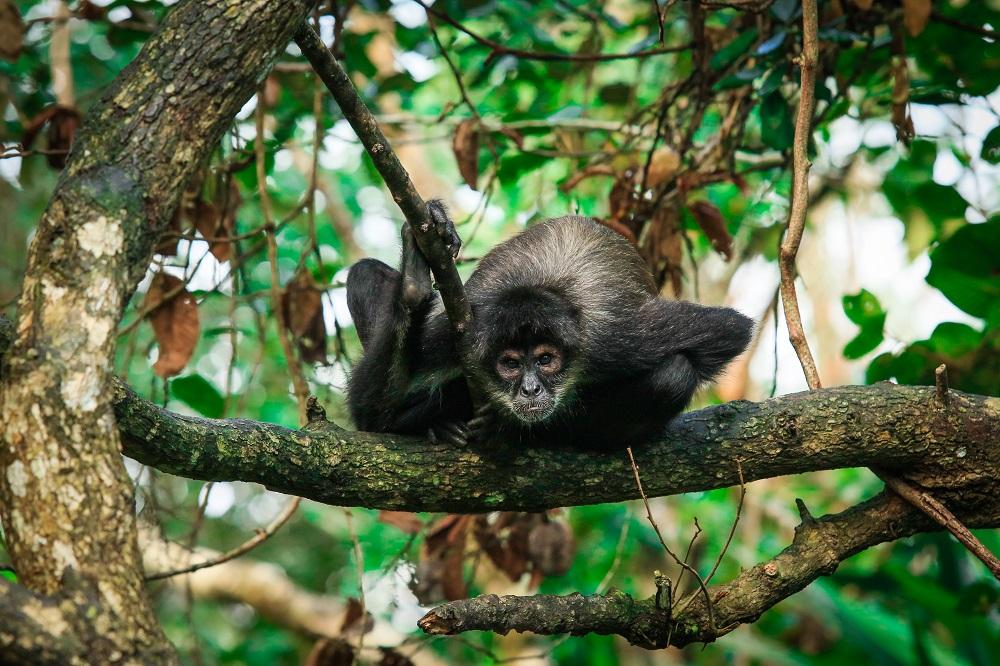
[110,379,1000,513]
[419,490,1000,649]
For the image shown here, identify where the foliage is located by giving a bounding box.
[1,0,999,664]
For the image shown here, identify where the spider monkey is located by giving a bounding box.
[346,201,753,449]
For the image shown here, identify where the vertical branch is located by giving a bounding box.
[256,92,310,424]
[778,0,822,390]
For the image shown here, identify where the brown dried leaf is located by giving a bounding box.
[527,520,576,576]
[852,0,874,9]
[440,539,468,601]
[155,206,183,257]
[642,204,684,296]
[190,200,224,257]
[688,200,733,261]
[378,510,423,534]
[598,218,637,245]
[0,0,24,62]
[646,146,681,189]
[305,639,355,666]
[902,0,931,37]
[282,270,327,364]
[145,273,200,378]
[77,1,106,21]
[498,126,524,149]
[891,57,914,145]
[340,597,374,637]
[452,119,480,190]
[472,513,538,582]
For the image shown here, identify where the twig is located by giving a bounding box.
[256,91,310,423]
[146,496,301,580]
[414,0,692,62]
[874,472,1000,581]
[294,23,474,345]
[778,0,822,390]
[930,10,1000,40]
[625,447,716,633]
[935,363,949,405]
[704,462,746,585]
[344,509,367,663]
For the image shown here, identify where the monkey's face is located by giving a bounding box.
[492,343,566,423]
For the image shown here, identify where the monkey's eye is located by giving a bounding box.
[537,353,553,366]
[501,357,521,370]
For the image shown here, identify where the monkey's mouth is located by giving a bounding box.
[510,401,554,423]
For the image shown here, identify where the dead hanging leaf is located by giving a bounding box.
[472,513,536,582]
[77,1,106,21]
[452,119,480,190]
[189,183,239,262]
[890,56,915,144]
[527,520,576,576]
[262,74,281,108]
[902,0,931,37]
[642,204,684,296]
[607,166,641,236]
[305,639,355,666]
[145,273,200,378]
[411,515,473,604]
[852,0,874,9]
[155,206,183,257]
[340,597,374,637]
[688,200,734,261]
[21,105,80,169]
[498,125,524,149]
[599,218,638,245]
[0,0,24,63]
[378,510,423,534]
[646,146,681,189]
[282,270,327,364]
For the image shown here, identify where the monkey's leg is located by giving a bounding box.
[346,258,400,351]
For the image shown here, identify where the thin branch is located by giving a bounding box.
[146,496,301,581]
[874,471,1000,581]
[930,10,1000,40]
[626,447,716,633]
[778,0,822,390]
[418,491,1000,648]
[415,0,692,62]
[293,23,477,355]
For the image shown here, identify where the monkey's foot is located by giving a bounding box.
[427,420,469,447]
[426,199,462,259]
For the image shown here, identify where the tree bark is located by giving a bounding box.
[106,380,999,513]
[0,1,313,662]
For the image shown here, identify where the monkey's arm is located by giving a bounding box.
[346,201,466,436]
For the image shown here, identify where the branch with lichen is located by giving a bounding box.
[419,490,998,648]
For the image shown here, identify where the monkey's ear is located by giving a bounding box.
[641,300,754,381]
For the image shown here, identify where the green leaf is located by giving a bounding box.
[842,290,886,359]
[759,91,794,151]
[927,322,982,357]
[710,29,758,71]
[170,374,225,419]
[926,219,1000,318]
[981,125,1000,165]
[842,289,884,325]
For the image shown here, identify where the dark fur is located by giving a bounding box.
[346,203,753,448]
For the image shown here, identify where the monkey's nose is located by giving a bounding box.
[520,381,542,397]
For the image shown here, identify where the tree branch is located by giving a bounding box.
[293,23,473,341]
[105,374,1000,513]
[0,578,83,665]
[419,490,1000,648]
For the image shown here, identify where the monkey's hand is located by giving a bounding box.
[427,420,469,447]
[465,403,498,443]
[426,199,462,259]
